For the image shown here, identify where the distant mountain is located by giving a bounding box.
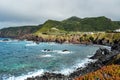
[36,16,120,34]
[0,26,41,38]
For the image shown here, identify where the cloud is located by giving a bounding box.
[0,0,120,28]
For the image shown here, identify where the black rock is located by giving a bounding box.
[62,49,69,52]
[3,39,9,41]
[90,48,110,59]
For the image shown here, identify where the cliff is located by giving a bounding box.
[0,25,41,38]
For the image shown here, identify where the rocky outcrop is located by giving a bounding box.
[90,48,110,59]
[62,49,69,52]
[18,34,44,42]
[111,40,120,51]
[27,72,70,80]
[18,34,81,44]
[69,49,119,79]
[105,53,120,65]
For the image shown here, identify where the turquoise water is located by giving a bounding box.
[0,38,100,80]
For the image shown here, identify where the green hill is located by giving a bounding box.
[0,16,120,38]
[37,20,62,32]
[36,16,120,34]
[0,25,41,38]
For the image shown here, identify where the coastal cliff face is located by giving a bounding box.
[0,26,40,38]
[18,32,120,47]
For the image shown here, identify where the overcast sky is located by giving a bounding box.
[0,0,120,29]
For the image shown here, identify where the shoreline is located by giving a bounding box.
[25,48,112,80]
[6,58,96,80]
[1,37,120,80]
[21,37,119,80]
[26,48,119,80]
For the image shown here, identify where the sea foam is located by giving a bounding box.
[40,54,53,58]
[54,58,96,75]
[5,58,96,80]
[6,69,44,80]
[25,43,37,46]
[41,50,72,54]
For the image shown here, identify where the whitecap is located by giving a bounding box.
[48,42,57,45]
[5,58,96,80]
[51,50,72,54]
[0,40,5,42]
[41,50,72,54]
[0,40,12,43]
[53,58,96,76]
[40,54,53,58]
[6,69,44,80]
[25,43,37,46]
[57,50,71,54]
[53,68,73,75]
[0,39,19,43]
[73,58,96,69]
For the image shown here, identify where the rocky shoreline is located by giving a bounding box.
[0,34,120,80]
[25,47,120,80]
[2,34,120,80]
[14,35,119,80]
[17,34,112,46]
[0,36,120,80]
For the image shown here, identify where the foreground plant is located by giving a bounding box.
[75,65,120,80]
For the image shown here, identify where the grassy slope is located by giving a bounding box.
[35,16,120,35]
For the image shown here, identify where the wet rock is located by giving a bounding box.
[3,39,9,41]
[111,40,120,51]
[26,72,70,80]
[44,49,51,52]
[90,48,110,59]
[44,49,47,51]
[62,49,69,52]
[47,49,51,51]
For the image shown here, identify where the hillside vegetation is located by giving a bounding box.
[35,16,120,35]
[1,16,120,38]
[0,26,40,38]
[75,65,120,80]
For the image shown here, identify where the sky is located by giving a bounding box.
[0,0,120,29]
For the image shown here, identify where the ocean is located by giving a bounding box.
[0,38,101,80]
